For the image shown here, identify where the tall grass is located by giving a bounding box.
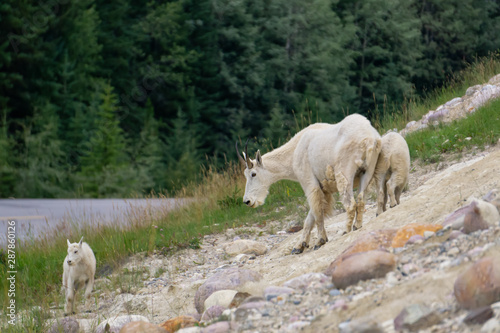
[0,162,305,331]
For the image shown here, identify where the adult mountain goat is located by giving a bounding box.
[62,237,96,315]
[236,114,381,254]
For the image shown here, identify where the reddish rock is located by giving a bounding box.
[119,322,168,333]
[159,316,198,333]
[331,250,397,289]
[454,257,500,310]
[325,229,397,276]
[194,268,262,313]
[391,224,443,248]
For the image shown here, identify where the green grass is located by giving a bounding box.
[1,55,500,332]
[405,98,500,163]
[374,54,500,132]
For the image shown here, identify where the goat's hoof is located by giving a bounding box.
[291,242,308,254]
[353,224,362,231]
[390,204,396,208]
[313,238,327,250]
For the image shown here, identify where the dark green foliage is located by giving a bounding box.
[0,0,499,198]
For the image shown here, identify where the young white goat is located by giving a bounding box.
[62,237,96,315]
[373,132,410,216]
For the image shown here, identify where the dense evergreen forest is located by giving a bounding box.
[1,0,499,198]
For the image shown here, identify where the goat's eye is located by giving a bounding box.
[74,250,78,254]
[251,172,256,177]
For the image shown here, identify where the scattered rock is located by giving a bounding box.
[283,272,329,291]
[48,317,79,333]
[391,223,443,248]
[393,303,441,331]
[194,267,262,313]
[264,286,295,300]
[119,321,168,333]
[223,240,267,256]
[405,234,425,245]
[286,220,303,233]
[204,290,238,310]
[229,291,252,308]
[201,321,236,333]
[331,250,397,289]
[481,318,500,333]
[96,315,149,333]
[339,316,383,333]
[463,306,494,325]
[454,257,500,309]
[463,201,490,234]
[325,229,397,275]
[201,305,225,322]
[159,316,198,333]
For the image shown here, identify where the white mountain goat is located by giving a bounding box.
[372,132,410,216]
[62,237,96,315]
[236,114,381,254]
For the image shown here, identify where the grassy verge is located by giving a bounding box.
[375,54,500,132]
[0,163,305,331]
[1,56,500,331]
[404,98,500,163]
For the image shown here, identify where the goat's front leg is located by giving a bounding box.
[83,277,94,313]
[292,210,314,254]
[64,279,75,315]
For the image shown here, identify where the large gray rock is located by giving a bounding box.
[96,315,149,333]
[194,267,262,313]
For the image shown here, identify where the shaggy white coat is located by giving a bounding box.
[373,132,411,216]
[62,237,96,314]
[240,114,381,253]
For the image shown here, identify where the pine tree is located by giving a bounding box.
[78,83,132,197]
[334,0,422,114]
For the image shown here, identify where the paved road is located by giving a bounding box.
[0,198,185,246]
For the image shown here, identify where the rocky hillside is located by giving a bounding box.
[46,76,500,333]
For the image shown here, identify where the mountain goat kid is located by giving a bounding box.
[62,237,96,315]
[236,114,381,254]
[373,132,410,216]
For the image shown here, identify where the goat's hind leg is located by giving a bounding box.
[292,210,314,254]
[83,277,94,313]
[336,171,356,234]
[354,170,374,230]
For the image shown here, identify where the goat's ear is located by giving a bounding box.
[78,236,84,246]
[67,239,71,247]
[256,150,263,167]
